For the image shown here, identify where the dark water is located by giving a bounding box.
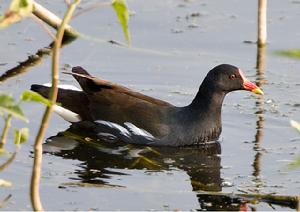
[1,0,300,210]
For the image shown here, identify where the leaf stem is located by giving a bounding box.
[0,115,12,150]
[30,1,81,211]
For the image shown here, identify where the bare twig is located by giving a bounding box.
[32,1,80,38]
[0,194,12,209]
[72,2,111,19]
[0,152,17,172]
[30,1,81,211]
[64,0,71,6]
[0,115,12,150]
[31,14,56,40]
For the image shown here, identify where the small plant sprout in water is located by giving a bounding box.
[289,120,300,170]
[276,49,300,60]
[0,93,28,152]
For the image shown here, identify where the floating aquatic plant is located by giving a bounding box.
[276,49,300,60]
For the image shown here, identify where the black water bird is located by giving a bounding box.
[31,64,263,146]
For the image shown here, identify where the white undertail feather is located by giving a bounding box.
[43,83,82,91]
[42,83,82,122]
[53,105,82,122]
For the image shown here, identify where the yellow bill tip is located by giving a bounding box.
[251,87,264,95]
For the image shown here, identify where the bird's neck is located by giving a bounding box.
[181,85,226,144]
[189,83,226,115]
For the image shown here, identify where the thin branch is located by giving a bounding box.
[30,14,56,40]
[64,0,71,6]
[0,115,12,150]
[0,194,12,209]
[32,1,80,39]
[72,2,111,19]
[0,152,17,172]
[30,1,81,211]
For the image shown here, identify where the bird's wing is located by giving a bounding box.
[60,66,174,137]
[68,66,173,107]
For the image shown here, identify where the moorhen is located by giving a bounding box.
[31,64,263,146]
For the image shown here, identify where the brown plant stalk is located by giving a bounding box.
[32,1,80,38]
[257,0,267,46]
[0,115,12,150]
[30,0,81,211]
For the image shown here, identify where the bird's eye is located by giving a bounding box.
[229,74,236,80]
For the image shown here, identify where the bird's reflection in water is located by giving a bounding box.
[43,125,246,211]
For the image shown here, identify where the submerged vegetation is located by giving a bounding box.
[276,49,300,60]
[0,92,29,208]
[0,93,28,151]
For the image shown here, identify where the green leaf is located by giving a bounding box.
[276,49,300,60]
[0,94,28,122]
[21,90,52,107]
[10,0,33,14]
[0,0,33,29]
[290,120,300,133]
[14,128,29,145]
[111,0,131,45]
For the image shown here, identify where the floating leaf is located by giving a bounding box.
[290,120,300,133]
[21,90,52,107]
[0,0,33,29]
[0,179,12,187]
[14,128,29,145]
[0,94,27,122]
[111,0,131,45]
[276,49,300,60]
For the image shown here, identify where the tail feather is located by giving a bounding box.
[53,105,81,122]
[72,66,91,76]
[72,66,93,92]
[30,84,92,121]
[31,84,50,98]
[70,66,103,93]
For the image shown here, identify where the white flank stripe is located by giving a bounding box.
[97,132,117,138]
[95,120,130,137]
[124,122,154,139]
[53,105,82,122]
[43,83,82,91]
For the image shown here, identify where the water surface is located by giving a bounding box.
[0,0,300,210]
